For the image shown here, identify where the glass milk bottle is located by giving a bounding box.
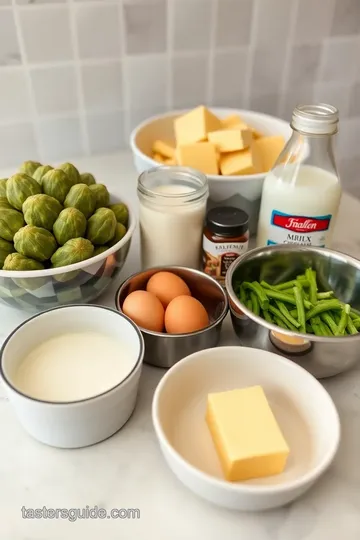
[257,104,342,248]
[137,166,209,269]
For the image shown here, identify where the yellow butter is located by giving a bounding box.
[164,157,176,165]
[206,386,290,482]
[152,152,164,163]
[174,106,222,145]
[221,114,244,128]
[176,142,219,175]
[208,128,252,153]
[253,135,285,171]
[152,140,175,159]
[220,143,263,175]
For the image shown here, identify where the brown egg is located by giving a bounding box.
[146,271,191,308]
[165,295,209,334]
[122,290,164,332]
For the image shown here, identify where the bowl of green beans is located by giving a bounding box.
[225,244,360,379]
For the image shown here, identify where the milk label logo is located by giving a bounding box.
[266,210,332,247]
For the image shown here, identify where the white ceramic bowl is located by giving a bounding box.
[130,107,292,233]
[0,195,136,313]
[152,346,340,511]
[0,305,144,449]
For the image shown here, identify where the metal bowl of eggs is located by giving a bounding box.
[115,266,228,368]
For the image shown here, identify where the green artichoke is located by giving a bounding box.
[0,238,15,269]
[14,225,57,262]
[108,222,126,247]
[58,163,80,187]
[93,245,109,256]
[0,179,7,197]
[3,252,44,271]
[64,183,96,219]
[0,209,25,241]
[80,172,96,186]
[89,184,110,209]
[33,165,53,185]
[86,207,116,245]
[53,207,87,246]
[51,238,94,268]
[19,160,42,177]
[22,194,63,231]
[6,173,42,211]
[0,196,13,210]
[108,203,129,225]
[42,169,72,204]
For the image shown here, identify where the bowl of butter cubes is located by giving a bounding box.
[130,106,292,234]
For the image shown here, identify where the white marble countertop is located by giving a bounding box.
[0,152,359,540]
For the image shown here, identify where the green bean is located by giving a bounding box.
[263,310,273,323]
[272,278,309,290]
[274,316,288,330]
[242,282,269,310]
[317,291,334,300]
[305,268,318,305]
[239,285,247,305]
[293,285,306,333]
[310,317,323,336]
[306,323,313,333]
[350,307,360,318]
[346,317,358,335]
[305,299,343,321]
[289,308,298,318]
[335,304,350,336]
[276,300,301,328]
[264,289,296,305]
[320,312,338,335]
[268,305,298,331]
[250,291,260,316]
[352,318,360,329]
[319,320,332,336]
[245,297,253,312]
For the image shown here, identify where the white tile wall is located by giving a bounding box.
[0,0,359,196]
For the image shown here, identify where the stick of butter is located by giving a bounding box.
[206,385,290,482]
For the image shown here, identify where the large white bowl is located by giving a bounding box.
[152,346,340,511]
[0,304,144,448]
[0,195,136,312]
[130,107,292,233]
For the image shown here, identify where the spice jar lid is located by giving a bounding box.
[205,206,249,237]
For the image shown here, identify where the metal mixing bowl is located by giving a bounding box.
[115,266,228,368]
[225,245,360,378]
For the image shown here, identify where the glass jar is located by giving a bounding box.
[257,103,342,248]
[137,166,209,269]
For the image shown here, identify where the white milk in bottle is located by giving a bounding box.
[257,104,342,248]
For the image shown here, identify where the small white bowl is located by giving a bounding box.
[0,305,144,449]
[152,346,340,511]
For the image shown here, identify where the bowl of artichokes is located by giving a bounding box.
[0,161,136,312]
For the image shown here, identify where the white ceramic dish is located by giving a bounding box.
[130,107,292,233]
[0,305,144,449]
[152,346,340,511]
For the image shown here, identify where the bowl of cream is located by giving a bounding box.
[0,305,144,448]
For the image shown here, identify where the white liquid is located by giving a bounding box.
[13,332,136,402]
[139,184,207,269]
[257,164,341,248]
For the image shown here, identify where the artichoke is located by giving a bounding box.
[51,238,94,268]
[108,203,128,225]
[3,252,44,271]
[0,178,7,197]
[58,162,80,187]
[89,184,110,209]
[0,196,13,210]
[93,245,109,256]
[86,208,117,245]
[80,172,96,186]
[6,173,42,211]
[0,238,15,269]
[22,194,63,231]
[0,209,25,241]
[19,160,42,177]
[33,165,53,185]
[14,225,57,262]
[108,222,126,247]
[42,169,72,204]
[64,183,96,218]
[53,207,87,246]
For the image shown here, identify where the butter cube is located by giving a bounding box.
[176,142,219,175]
[221,114,244,128]
[164,157,176,165]
[253,135,285,171]
[174,106,222,145]
[206,386,290,482]
[208,128,252,153]
[152,152,164,163]
[152,140,175,159]
[220,143,263,175]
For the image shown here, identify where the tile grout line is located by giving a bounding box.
[118,0,130,145]
[278,0,299,119]
[68,0,90,156]
[243,0,260,109]
[166,0,174,110]
[206,0,217,106]
[11,0,42,160]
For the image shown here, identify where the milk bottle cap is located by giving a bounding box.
[291,104,339,135]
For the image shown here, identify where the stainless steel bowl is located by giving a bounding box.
[225,245,360,379]
[115,266,228,368]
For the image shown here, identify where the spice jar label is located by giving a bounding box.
[202,237,249,282]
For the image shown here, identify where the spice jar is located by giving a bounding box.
[202,206,249,285]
